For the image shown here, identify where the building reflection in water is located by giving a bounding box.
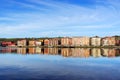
[17,48,26,54]
[71,48,90,58]
[44,48,49,55]
[0,47,120,58]
[90,48,101,58]
[35,47,42,54]
[0,47,17,53]
[61,48,72,57]
[28,48,35,54]
[49,48,59,55]
[101,49,116,57]
[116,49,120,56]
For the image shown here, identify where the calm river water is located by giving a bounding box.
[0,47,120,80]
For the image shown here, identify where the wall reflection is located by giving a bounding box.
[17,48,26,54]
[91,48,101,58]
[101,49,116,57]
[0,47,120,58]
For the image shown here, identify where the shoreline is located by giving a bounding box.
[1,46,120,49]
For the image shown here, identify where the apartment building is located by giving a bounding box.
[61,37,72,46]
[72,36,90,46]
[102,36,115,46]
[90,36,101,46]
[17,39,27,47]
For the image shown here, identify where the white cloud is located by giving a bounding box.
[0,0,120,37]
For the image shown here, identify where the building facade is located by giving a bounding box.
[102,37,116,46]
[90,37,101,46]
[1,41,16,47]
[29,40,36,46]
[49,38,60,46]
[35,39,44,46]
[44,39,49,46]
[17,40,26,47]
[61,37,72,46]
[115,36,120,46]
[72,37,90,46]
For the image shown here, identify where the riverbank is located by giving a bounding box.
[1,46,120,49]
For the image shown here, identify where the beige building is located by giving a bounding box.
[102,37,116,46]
[35,41,42,46]
[35,39,43,46]
[17,39,27,47]
[49,39,53,46]
[90,36,101,46]
[61,37,72,46]
[49,38,59,46]
[72,36,90,46]
[29,40,36,46]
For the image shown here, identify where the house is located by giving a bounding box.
[72,36,90,46]
[1,41,12,47]
[90,36,101,46]
[8,43,16,47]
[35,41,42,46]
[102,36,115,46]
[17,39,27,47]
[49,38,53,46]
[1,41,16,47]
[29,40,36,46]
[44,39,49,46]
[114,36,120,46]
[49,38,60,46]
[35,39,43,46]
[53,38,60,46]
[61,37,72,46]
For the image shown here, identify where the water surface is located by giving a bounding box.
[0,48,120,80]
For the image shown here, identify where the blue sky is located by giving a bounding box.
[0,0,120,38]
